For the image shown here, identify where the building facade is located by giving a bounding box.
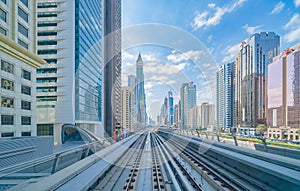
[128,74,136,130]
[235,32,280,128]
[36,0,103,144]
[0,0,45,137]
[267,43,300,140]
[103,0,122,137]
[180,82,197,128]
[121,86,131,131]
[136,53,146,127]
[188,106,201,129]
[168,91,174,126]
[216,62,235,130]
[201,102,215,132]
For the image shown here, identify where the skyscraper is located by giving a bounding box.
[36,0,103,144]
[0,0,45,137]
[103,0,122,137]
[136,53,146,127]
[180,82,197,128]
[201,102,215,132]
[235,32,280,128]
[216,62,235,130]
[121,86,131,131]
[267,43,300,140]
[128,75,136,129]
[168,91,174,125]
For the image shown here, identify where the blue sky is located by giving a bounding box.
[121,0,300,119]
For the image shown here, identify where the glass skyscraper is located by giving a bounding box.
[136,53,146,127]
[235,32,280,128]
[180,82,197,128]
[36,0,103,144]
[217,62,235,130]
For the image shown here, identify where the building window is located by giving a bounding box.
[18,23,28,37]
[21,85,31,95]
[1,96,14,108]
[37,96,57,102]
[21,100,31,110]
[44,59,57,64]
[1,132,14,137]
[1,115,14,125]
[0,26,6,35]
[36,68,57,74]
[20,0,28,7]
[18,7,28,22]
[21,69,31,81]
[21,116,31,125]
[1,78,14,91]
[18,39,28,49]
[1,0,6,4]
[37,22,57,27]
[37,40,57,46]
[22,131,31,136]
[37,124,53,136]
[37,3,57,8]
[37,49,57,55]
[37,12,57,18]
[1,60,14,74]
[37,87,57,92]
[37,31,57,36]
[0,8,6,22]
[36,77,57,83]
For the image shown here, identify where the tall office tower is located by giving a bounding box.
[135,53,146,127]
[121,86,131,131]
[128,75,136,129]
[235,32,280,128]
[168,91,174,125]
[188,106,201,129]
[103,0,122,137]
[216,62,235,130]
[201,102,215,132]
[36,0,103,144]
[268,43,300,140]
[174,104,179,128]
[180,82,197,128]
[0,0,45,137]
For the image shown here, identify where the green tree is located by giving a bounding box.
[256,124,267,137]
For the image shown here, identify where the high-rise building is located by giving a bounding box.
[201,102,215,132]
[188,106,201,129]
[168,91,174,125]
[174,104,179,128]
[180,82,197,128]
[36,0,104,144]
[267,43,300,140]
[128,75,136,129]
[0,0,45,137]
[216,62,235,130]
[235,32,280,128]
[103,0,122,137]
[121,86,131,131]
[136,53,146,127]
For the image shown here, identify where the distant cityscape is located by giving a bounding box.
[0,1,299,145]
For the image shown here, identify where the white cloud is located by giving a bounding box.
[222,43,240,63]
[191,0,247,30]
[284,13,300,30]
[269,1,285,15]
[284,27,300,43]
[294,0,300,7]
[243,24,262,34]
[167,50,203,63]
[122,52,135,61]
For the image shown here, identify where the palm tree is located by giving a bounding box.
[256,124,267,138]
